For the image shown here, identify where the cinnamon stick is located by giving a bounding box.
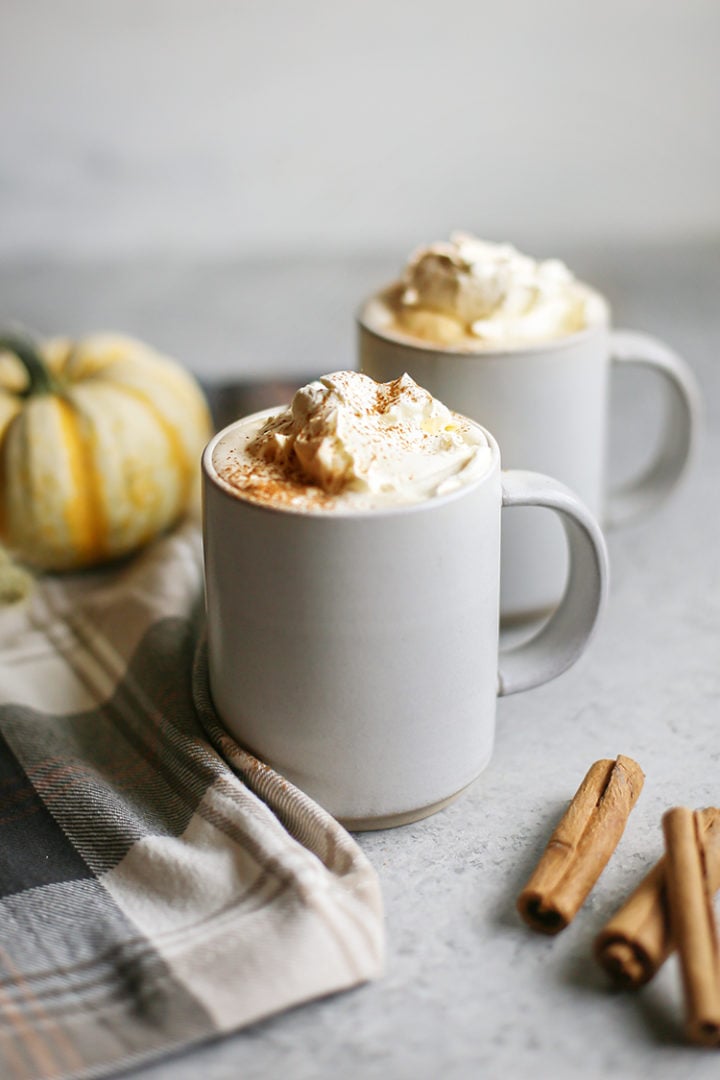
[663,807,720,1046]
[594,808,720,988]
[517,755,644,934]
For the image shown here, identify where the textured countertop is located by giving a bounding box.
[1,241,719,1079]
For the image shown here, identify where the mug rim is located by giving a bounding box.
[202,406,501,522]
[356,282,610,359]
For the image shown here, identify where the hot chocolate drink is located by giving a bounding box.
[211,370,494,513]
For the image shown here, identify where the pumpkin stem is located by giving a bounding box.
[0,332,59,396]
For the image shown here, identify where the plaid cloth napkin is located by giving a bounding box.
[0,521,384,1080]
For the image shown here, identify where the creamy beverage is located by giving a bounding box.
[365,232,607,349]
[203,369,608,825]
[211,370,494,512]
[358,234,697,620]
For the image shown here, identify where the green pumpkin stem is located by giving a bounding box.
[0,332,59,396]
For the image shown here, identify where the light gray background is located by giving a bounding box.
[1,0,718,266]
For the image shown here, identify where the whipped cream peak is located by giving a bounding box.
[215,371,494,512]
[393,232,605,346]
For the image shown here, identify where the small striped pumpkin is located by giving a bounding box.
[0,332,212,571]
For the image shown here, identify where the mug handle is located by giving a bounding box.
[605,330,700,528]
[498,471,609,696]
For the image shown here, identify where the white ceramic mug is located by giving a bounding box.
[358,294,699,620]
[202,411,608,830]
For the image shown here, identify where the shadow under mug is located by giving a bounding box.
[202,413,608,830]
[358,293,699,620]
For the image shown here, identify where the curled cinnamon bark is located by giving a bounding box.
[517,755,645,934]
[663,807,720,1046]
[594,808,720,988]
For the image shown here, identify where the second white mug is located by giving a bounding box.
[359,294,699,620]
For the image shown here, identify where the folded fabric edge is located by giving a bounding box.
[192,634,385,963]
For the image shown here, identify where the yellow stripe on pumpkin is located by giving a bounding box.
[55,397,108,563]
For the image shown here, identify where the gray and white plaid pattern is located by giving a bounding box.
[0,523,384,1080]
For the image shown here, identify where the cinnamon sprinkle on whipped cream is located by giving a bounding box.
[212,371,494,512]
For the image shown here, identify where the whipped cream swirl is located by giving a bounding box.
[394,232,605,346]
[214,371,493,511]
